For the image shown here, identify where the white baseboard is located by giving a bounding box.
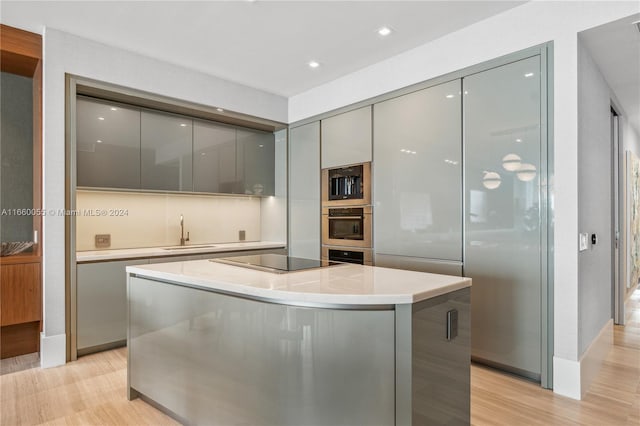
[40,332,66,368]
[553,319,613,400]
[580,319,613,396]
[553,356,581,399]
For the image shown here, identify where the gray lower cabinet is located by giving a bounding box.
[76,97,141,189]
[76,248,286,356]
[127,279,469,425]
[77,258,148,355]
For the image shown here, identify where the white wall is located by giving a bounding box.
[39,28,287,367]
[289,0,640,399]
[577,40,612,355]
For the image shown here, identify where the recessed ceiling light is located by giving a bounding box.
[377,26,393,37]
[180,123,187,127]
[96,140,103,143]
[98,117,105,120]
[308,61,320,69]
[515,138,522,143]
[446,94,455,99]
[110,107,117,111]
[259,144,264,148]
[216,108,224,112]
[524,72,534,78]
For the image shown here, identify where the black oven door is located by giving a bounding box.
[328,208,364,240]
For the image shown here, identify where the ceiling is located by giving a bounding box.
[1,1,525,97]
[580,13,640,136]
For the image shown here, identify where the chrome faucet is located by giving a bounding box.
[180,214,190,246]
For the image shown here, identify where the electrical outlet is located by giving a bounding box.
[95,234,111,248]
[239,230,246,241]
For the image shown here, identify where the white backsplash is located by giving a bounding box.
[76,190,261,250]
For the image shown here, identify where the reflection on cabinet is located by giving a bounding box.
[141,111,193,191]
[237,129,275,196]
[289,122,320,259]
[374,80,462,262]
[193,120,237,193]
[321,106,372,168]
[77,98,141,189]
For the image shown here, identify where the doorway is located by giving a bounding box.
[612,106,625,325]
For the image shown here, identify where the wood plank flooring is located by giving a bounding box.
[1,290,638,425]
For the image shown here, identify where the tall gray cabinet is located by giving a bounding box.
[463,56,543,381]
[373,80,463,276]
[288,122,320,259]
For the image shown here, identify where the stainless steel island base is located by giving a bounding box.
[127,273,470,425]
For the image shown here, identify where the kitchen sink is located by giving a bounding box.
[162,245,217,250]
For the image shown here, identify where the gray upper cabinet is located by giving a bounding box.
[141,111,193,191]
[76,97,276,196]
[77,98,141,189]
[193,120,237,193]
[321,106,372,168]
[373,80,462,262]
[236,129,275,196]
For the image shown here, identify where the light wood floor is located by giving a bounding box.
[1,290,638,425]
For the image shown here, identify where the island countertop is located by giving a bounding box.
[126,259,471,305]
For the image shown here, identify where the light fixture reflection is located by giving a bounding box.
[216,108,224,112]
[502,153,522,171]
[98,117,105,121]
[110,107,118,111]
[517,163,537,181]
[483,171,501,189]
[524,72,534,78]
[446,94,455,99]
[308,61,320,68]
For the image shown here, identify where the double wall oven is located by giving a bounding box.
[321,162,373,265]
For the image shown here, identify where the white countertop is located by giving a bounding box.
[76,241,286,262]
[127,259,471,305]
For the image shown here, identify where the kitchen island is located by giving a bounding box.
[126,255,471,425]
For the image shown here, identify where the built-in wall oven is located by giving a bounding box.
[321,162,373,265]
[322,206,372,248]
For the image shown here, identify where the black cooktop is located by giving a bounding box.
[211,254,342,274]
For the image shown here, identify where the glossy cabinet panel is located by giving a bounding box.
[374,80,462,261]
[236,128,275,196]
[289,122,321,259]
[128,276,395,425]
[192,120,236,193]
[141,111,193,191]
[76,97,141,189]
[464,56,541,378]
[77,258,148,353]
[321,106,372,168]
